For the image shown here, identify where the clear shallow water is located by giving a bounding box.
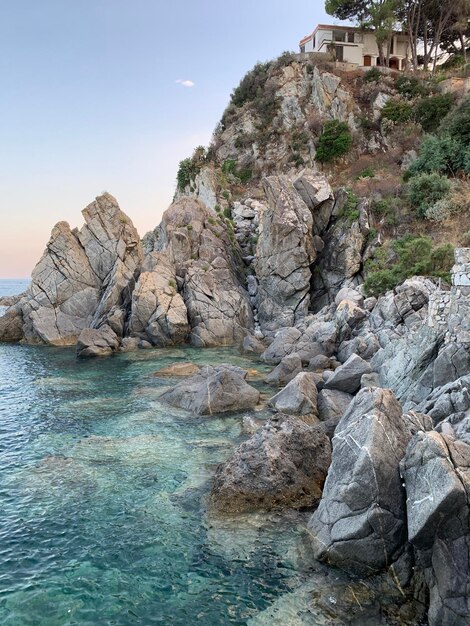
[0,339,315,625]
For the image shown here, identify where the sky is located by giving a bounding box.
[0,0,336,278]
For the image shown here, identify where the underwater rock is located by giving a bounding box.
[152,362,200,377]
[159,365,260,415]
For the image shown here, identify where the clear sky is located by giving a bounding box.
[0,0,336,278]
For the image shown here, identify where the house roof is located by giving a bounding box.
[299,23,407,46]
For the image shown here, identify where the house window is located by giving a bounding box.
[300,45,305,53]
[347,32,355,43]
[333,30,346,42]
[390,38,394,54]
[312,36,316,49]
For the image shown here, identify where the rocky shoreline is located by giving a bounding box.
[2,178,470,623]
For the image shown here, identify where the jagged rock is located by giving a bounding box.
[0,305,24,342]
[334,287,364,308]
[240,334,265,356]
[317,388,353,426]
[152,362,200,377]
[255,176,316,334]
[76,325,120,357]
[309,388,411,575]
[129,251,189,346]
[402,411,433,435]
[210,414,331,513]
[158,197,254,346]
[361,372,381,388]
[401,432,470,625]
[261,327,302,364]
[16,194,142,346]
[159,365,260,415]
[337,334,380,363]
[265,353,302,387]
[268,372,319,419]
[324,353,372,394]
[307,355,339,372]
[293,169,335,235]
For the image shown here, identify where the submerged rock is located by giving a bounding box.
[152,362,200,377]
[309,387,411,575]
[159,365,260,415]
[210,414,331,513]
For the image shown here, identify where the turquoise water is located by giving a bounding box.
[0,336,316,625]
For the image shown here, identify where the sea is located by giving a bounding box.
[0,278,321,625]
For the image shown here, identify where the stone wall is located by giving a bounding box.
[427,248,470,345]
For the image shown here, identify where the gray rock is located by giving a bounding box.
[307,355,338,372]
[129,251,189,346]
[210,414,331,513]
[260,327,302,364]
[361,372,381,388]
[255,176,316,334]
[324,353,372,394]
[401,432,470,626]
[159,365,260,416]
[268,372,319,418]
[240,334,265,356]
[265,354,302,387]
[293,169,335,236]
[309,388,411,575]
[334,287,364,308]
[0,305,24,342]
[317,388,353,422]
[76,325,120,357]
[337,334,380,363]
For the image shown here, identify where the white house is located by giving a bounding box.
[299,24,409,70]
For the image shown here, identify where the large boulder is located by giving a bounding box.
[255,176,316,334]
[293,169,335,236]
[210,414,331,513]
[159,365,260,415]
[268,372,318,419]
[308,388,411,575]
[401,432,470,626]
[261,327,302,364]
[324,353,372,394]
[129,251,189,346]
[76,325,120,357]
[265,353,302,387]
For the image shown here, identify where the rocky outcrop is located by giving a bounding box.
[159,365,260,415]
[158,197,254,346]
[309,388,411,575]
[210,414,331,513]
[255,176,316,334]
[6,193,143,346]
[129,251,189,346]
[0,306,24,342]
[401,432,470,626]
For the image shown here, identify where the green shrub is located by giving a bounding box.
[222,159,237,175]
[364,235,454,297]
[413,93,456,132]
[223,207,231,218]
[395,75,428,99]
[177,158,196,191]
[316,120,352,163]
[439,96,470,146]
[408,173,451,217]
[407,134,466,177]
[230,61,272,108]
[356,167,375,179]
[364,67,382,83]
[237,168,253,183]
[381,99,413,123]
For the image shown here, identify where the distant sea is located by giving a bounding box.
[0,278,30,315]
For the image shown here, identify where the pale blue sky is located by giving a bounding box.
[0,0,335,277]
